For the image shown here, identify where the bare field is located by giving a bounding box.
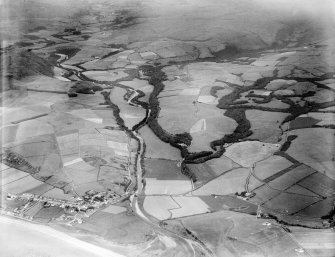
[143,196,176,220]
[34,206,64,222]
[43,188,74,200]
[298,172,335,197]
[253,155,292,181]
[170,196,210,219]
[286,128,335,164]
[306,161,335,180]
[144,159,188,180]
[263,192,320,214]
[246,110,289,143]
[144,178,192,195]
[81,207,155,244]
[291,228,335,257]
[2,175,46,195]
[186,163,218,186]
[224,141,281,167]
[298,198,334,218]
[206,155,240,176]
[14,75,72,92]
[0,168,29,185]
[83,70,129,82]
[192,168,249,196]
[139,126,181,160]
[174,210,299,257]
[199,195,257,214]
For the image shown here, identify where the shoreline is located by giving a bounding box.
[0,215,126,257]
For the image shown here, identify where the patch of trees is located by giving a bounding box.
[55,47,80,59]
[28,26,47,32]
[273,151,299,164]
[283,102,314,123]
[216,77,273,109]
[313,124,335,129]
[181,163,197,182]
[230,100,250,105]
[266,212,331,229]
[211,109,252,149]
[1,149,40,174]
[185,151,213,161]
[68,81,103,97]
[280,135,298,151]
[217,88,241,108]
[139,65,194,148]
[184,149,224,164]
[321,206,335,225]
[132,108,149,131]
[15,42,34,47]
[212,44,240,60]
[252,77,274,90]
[246,93,273,104]
[64,27,81,35]
[210,85,226,97]
[100,91,134,139]
[111,10,139,29]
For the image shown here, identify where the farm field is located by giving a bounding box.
[143,196,177,220]
[76,205,155,244]
[286,128,334,164]
[205,155,241,177]
[224,141,281,167]
[144,178,192,195]
[143,195,210,220]
[248,162,335,219]
[252,155,293,181]
[186,163,219,186]
[246,110,289,143]
[166,210,304,257]
[290,228,335,257]
[191,167,249,196]
[1,87,137,197]
[169,196,210,218]
[144,159,188,180]
[139,126,181,160]
[306,161,335,180]
[158,68,238,152]
[82,70,129,82]
[2,0,335,256]
[199,195,257,214]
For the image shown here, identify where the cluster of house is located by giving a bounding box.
[4,190,120,225]
[0,208,34,221]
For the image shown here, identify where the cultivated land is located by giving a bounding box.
[1,0,335,256]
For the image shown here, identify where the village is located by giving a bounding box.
[2,189,121,226]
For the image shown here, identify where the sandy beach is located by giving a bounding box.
[0,215,125,257]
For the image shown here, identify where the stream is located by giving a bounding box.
[56,55,205,257]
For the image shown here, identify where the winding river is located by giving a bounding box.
[56,55,205,257]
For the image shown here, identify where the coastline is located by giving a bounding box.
[0,215,126,257]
